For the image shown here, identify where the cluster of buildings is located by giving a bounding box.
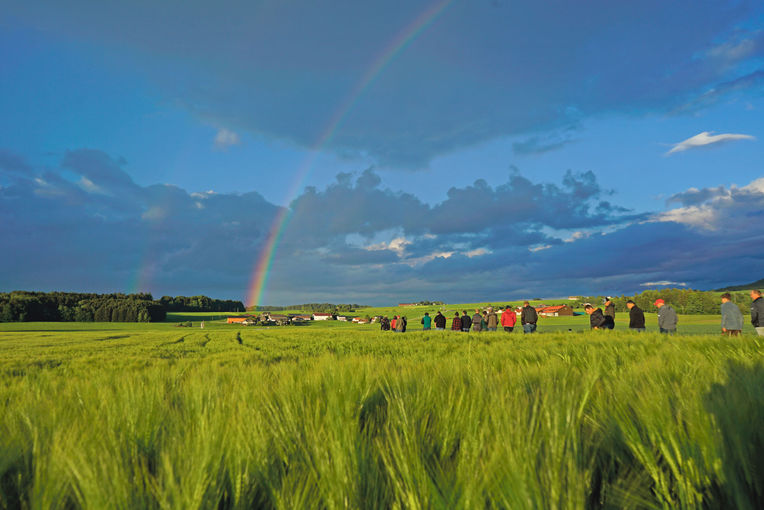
[226,303,576,326]
[226,311,372,326]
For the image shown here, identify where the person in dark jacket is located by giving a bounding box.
[585,304,609,329]
[603,297,615,329]
[434,311,446,330]
[520,301,538,334]
[461,310,472,332]
[380,316,390,331]
[626,300,645,331]
[451,312,461,331]
[751,290,764,336]
[472,309,483,332]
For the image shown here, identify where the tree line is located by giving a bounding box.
[574,288,751,315]
[0,291,166,322]
[0,292,245,322]
[158,295,245,312]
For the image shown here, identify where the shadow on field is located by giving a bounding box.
[704,361,764,510]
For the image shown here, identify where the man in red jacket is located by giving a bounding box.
[500,305,517,332]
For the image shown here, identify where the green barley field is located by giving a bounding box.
[1,315,762,509]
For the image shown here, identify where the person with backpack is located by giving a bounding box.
[421,312,432,331]
[500,305,517,332]
[472,309,483,332]
[486,307,498,331]
[391,316,398,332]
[521,301,538,334]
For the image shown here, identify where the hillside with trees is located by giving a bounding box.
[574,288,750,315]
[0,291,166,322]
[158,295,245,312]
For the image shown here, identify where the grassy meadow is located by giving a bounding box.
[1,315,763,508]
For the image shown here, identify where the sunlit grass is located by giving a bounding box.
[0,328,762,508]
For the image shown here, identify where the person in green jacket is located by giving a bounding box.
[421,312,432,331]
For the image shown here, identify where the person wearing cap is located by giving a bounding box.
[720,293,743,336]
[750,290,764,336]
[626,300,645,332]
[654,299,678,334]
[603,297,616,329]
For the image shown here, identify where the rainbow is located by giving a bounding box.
[246,0,454,308]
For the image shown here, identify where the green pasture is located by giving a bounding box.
[1,324,763,509]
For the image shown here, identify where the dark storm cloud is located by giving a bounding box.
[2,149,762,303]
[4,1,763,167]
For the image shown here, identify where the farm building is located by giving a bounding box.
[536,305,574,317]
[312,313,333,321]
[227,317,248,324]
[291,314,313,322]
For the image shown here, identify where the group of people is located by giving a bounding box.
[379,290,764,336]
[380,302,541,334]
[584,290,764,336]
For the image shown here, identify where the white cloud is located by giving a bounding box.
[214,128,241,149]
[465,248,490,257]
[529,244,552,252]
[666,131,755,155]
[640,281,686,287]
[654,205,717,229]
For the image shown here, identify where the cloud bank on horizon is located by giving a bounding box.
[2,149,763,304]
[1,1,763,304]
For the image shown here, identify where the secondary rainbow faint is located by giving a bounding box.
[246,0,454,308]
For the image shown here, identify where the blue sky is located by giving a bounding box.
[1,0,763,305]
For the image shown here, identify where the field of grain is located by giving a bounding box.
[1,322,762,509]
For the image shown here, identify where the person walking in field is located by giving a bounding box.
[585,304,609,329]
[391,316,398,332]
[472,309,483,332]
[751,290,764,336]
[603,297,616,329]
[434,311,447,330]
[654,299,678,334]
[451,312,462,331]
[626,300,645,332]
[521,301,538,334]
[461,310,472,332]
[380,316,390,331]
[720,293,743,336]
[486,307,498,331]
[500,305,516,332]
[421,312,432,331]
[395,316,405,333]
